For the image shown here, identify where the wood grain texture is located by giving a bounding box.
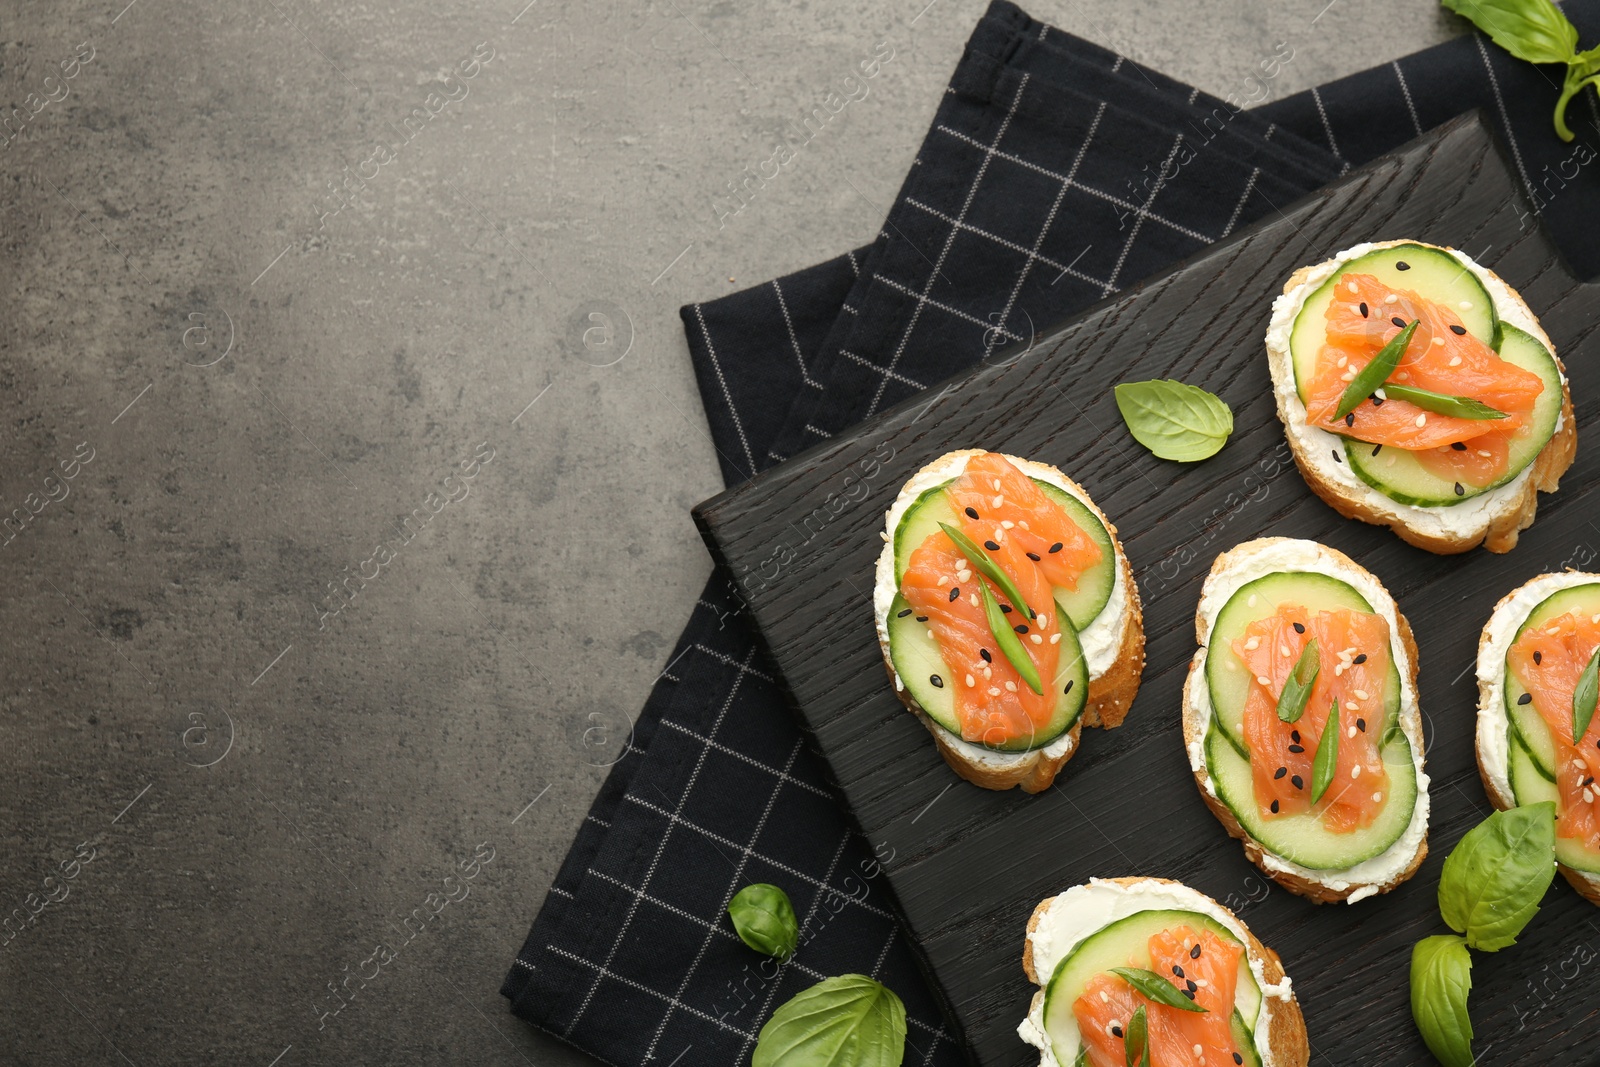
[694,114,1600,1066]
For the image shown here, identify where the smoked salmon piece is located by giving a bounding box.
[1233,605,1392,832]
[1307,273,1545,487]
[1509,611,1600,850]
[1072,926,1245,1067]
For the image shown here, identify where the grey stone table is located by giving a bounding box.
[0,0,1459,1062]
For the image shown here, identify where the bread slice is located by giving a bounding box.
[874,450,1144,793]
[1265,239,1575,555]
[1018,876,1308,1067]
[1181,537,1429,903]
[1474,570,1600,906]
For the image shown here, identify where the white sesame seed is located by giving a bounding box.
[1448,355,1463,367]
[1346,701,1359,711]
[1431,336,1444,346]
[1459,300,1473,310]
[983,667,992,680]
[1337,355,1348,368]
[992,479,1001,491]
[1036,614,1047,627]
[957,570,972,582]
[1335,664,1346,676]
[1397,371,1410,380]
[965,674,976,687]
[1352,765,1362,779]
[1195,977,1209,988]
[880,531,889,542]
[1244,636,1261,651]
[1384,293,1398,304]
[992,495,1004,509]
[1548,626,1562,635]
[1372,791,1383,803]
[1375,387,1387,400]
[1005,681,1018,693]
[1342,369,1356,381]
[1029,634,1043,645]
[993,527,1005,542]
[1257,676,1272,687]
[1280,644,1291,657]
[1354,689,1369,701]
[1001,520,1015,529]
[1019,520,1029,530]
[1585,789,1595,805]
[1478,450,1492,457]
[1194,1045,1204,1057]
[1415,413,1427,427]
[970,594,979,607]
[1050,633,1061,645]
[1100,991,1109,1004]
[1348,726,1358,739]
[1247,594,1257,608]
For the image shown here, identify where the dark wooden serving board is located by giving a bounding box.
[693,114,1600,1066]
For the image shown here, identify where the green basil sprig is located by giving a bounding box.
[728,883,799,959]
[1113,379,1233,462]
[1310,702,1340,805]
[938,521,1034,619]
[1335,320,1416,421]
[1411,935,1475,1067]
[1573,645,1600,743]
[1438,801,1556,951]
[1275,639,1320,724]
[979,579,1044,695]
[1441,0,1600,141]
[1378,383,1507,421]
[1123,1003,1149,1067]
[753,974,905,1067]
[1108,967,1208,1013]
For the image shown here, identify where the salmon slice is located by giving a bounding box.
[1509,611,1600,849]
[1073,926,1245,1067]
[1308,273,1545,486]
[1234,605,1391,832]
[898,453,1099,746]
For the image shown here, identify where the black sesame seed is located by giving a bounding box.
[1534,651,1543,665]
[1014,624,1029,634]
[1357,718,1367,732]
[1172,965,1185,978]
[1396,261,1411,270]
[1289,744,1305,753]
[1274,766,1287,780]
[1000,604,1014,614]
[1450,324,1467,336]
[984,539,1000,551]
[1291,730,1301,743]
[1270,800,1280,813]
[1333,449,1343,463]
[897,608,913,618]
[1372,444,1382,457]
[1292,774,1305,790]
[1359,301,1369,318]
[1392,316,1407,328]
[1063,680,1074,695]
[1353,653,1368,664]
[1111,1026,1123,1039]
[916,615,928,622]
[965,506,980,519]
[1186,980,1198,993]
[980,648,992,663]
[1293,622,1306,634]
[1595,738,1599,751]
[1048,542,1063,553]
[1190,943,1202,959]
[930,675,944,688]
[1372,396,1385,408]
[1518,693,1533,705]
[1451,441,1467,451]
[1026,552,1041,561]
[1454,482,1465,496]
[949,588,960,602]
[1235,1055,1245,1065]
[1345,413,1356,428]
[1182,989,1197,1001]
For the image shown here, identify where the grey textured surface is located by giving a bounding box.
[0,1,1459,1063]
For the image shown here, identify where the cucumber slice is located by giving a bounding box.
[1205,721,1418,870]
[1290,244,1500,402]
[885,593,1088,752]
[1205,571,1402,757]
[1506,728,1600,874]
[892,478,1115,632]
[1503,582,1600,780]
[1040,908,1262,1066]
[1342,325,1563,506]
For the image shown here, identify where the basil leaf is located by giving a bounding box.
[1574,645,1600,743]
[1109,967,1208,1013]
[979,579,1044,695]
[1378,383,1507,420]
[939,521,1034,619]
[1124,1003,1149,1067]
[753,974,906,1067]
[1410,934,1475,1067]
[1335,320,1416,420]
[728,883,799,959]
[1441,0,1577,66]
[1555,60,1600,141]
[1276,639,1320,724]
[1113,379,1233,462]
[1310,701,1340,805]
[1439,802,1557,951]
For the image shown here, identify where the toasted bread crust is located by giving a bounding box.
[877,452,1144,793]
[1183,539,1428,903]
[1269,242,1575,555]
[1021,877,1309,1067]
[1474,574,1600,907]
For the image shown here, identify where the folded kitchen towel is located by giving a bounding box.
[503,3,1600,1064]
